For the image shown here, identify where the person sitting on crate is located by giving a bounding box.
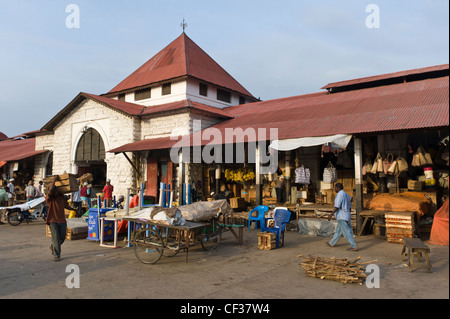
[46,177,72,261]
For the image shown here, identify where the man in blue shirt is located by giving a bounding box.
[326,183,358,251]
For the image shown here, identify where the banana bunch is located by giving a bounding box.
[225,168,255,182]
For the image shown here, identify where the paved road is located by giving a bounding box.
[0,219,448,305]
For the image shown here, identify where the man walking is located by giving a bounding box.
[46,177,70,261]
[326,183,358,251]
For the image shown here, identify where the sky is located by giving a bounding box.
[0,0,448,137]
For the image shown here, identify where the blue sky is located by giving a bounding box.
[0,0,448,137]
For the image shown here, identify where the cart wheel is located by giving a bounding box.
[134,228,163,264]
[200,219,222,251]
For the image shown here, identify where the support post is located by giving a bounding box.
[178,150,185,203]
[255,145,262,206]
[354,137,364,235]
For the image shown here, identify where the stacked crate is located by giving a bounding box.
[385,212,415,244]
[44,173,79,194]
[257,232,276,250]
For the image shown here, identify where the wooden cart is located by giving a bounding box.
[123,216,223,264]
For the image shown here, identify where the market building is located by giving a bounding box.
[1,32,448,239]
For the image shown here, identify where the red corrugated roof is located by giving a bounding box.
[109,74,449,152]
[322,64,449,90]
[141,99,233,118]
[108,33,254,98]
[109,136,181,153]
[212,75,449,143]
[0,138,47,162]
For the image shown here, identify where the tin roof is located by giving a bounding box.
[321,64,449,91]
[109,73,449,152]
[107,33,254,98]
[0,138,47,162]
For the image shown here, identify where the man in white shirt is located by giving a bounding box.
[326,183,358,251]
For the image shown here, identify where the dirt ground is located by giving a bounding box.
[0,219,448,306]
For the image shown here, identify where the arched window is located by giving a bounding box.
[75,128,105,162]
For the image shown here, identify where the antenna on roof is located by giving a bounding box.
[180,18,187,33]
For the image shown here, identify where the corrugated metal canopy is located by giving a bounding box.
[0,138,47,162]
[108,74,449,153]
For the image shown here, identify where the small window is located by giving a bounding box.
[239,96,246,105]
[118,93,126,101]
[217,89,231,103]
[162,83,171,95]
[135,88,151,101]
[199,83,208,96]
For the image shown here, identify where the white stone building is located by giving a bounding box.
[32,32,257,202]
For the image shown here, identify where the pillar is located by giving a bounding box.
[354,137,364,235]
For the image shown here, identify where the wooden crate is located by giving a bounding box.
[79,173,93,184]
[385,212,415,244]
[229,197,247,211]
[45,224,87,240]
[407,180,423,191]
[257,232,276,250]
[44,174,78,194]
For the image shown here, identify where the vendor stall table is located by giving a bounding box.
[296,204,356,223]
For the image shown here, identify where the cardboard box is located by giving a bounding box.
[407,180,423,191]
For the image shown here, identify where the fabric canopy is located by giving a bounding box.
[269,134,352,151]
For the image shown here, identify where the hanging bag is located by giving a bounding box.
[295,165,310,184]
[323,162,337,183]
[383,153,394,174]
[362,158,373,176]
[396,156,409,172]
[387,160,398,175]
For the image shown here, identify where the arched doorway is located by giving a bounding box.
[75,128,107,194]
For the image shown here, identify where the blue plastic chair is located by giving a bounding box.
[261,208,291,248]
[248,205,269,230]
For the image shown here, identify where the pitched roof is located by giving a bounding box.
[140,99,233,119]
[108,66,449,153]
[42,92,145,131]
[322,63,449,91]
[210,75,449,143]
[107,33,254,98]
[0,138,47,162]
[41,92,232,132]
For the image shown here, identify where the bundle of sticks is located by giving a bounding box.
[298,255,377,284]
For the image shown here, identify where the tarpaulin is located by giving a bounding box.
[364,192,432,219]
[269,134,352,151]
[429,199,449,246]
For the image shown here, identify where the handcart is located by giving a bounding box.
[123,214,224,264]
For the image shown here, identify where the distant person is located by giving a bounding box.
[326,183,358,251]
[45,177,71,261]
[25,181,37,202]
[80,182,90,205]
[0,186,8,207]
[102,179,114,207]
[36,180,44,197]
[7,178,15,205]
[71,186,82,217]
